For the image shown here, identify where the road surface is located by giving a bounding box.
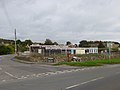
[0,55,120,90]
[0,55,80,82]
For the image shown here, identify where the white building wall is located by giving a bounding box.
[38,49,42,54]
[30,44,98,55]
[76,49,85,54]
[85,48,98,54]
[70,47,98,55]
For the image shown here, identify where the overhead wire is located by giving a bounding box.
[0,0,14,29]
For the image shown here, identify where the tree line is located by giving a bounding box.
[0,38,58,55]
[66,40,120,48]
[16,39,59,52]
[0,38,120,55]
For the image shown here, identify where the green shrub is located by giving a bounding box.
[0,45,14,55]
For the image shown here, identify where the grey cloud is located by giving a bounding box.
[0,0,120,43]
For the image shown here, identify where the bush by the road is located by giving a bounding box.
[0,45,14,55]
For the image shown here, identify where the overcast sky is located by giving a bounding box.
[0,0,120,44]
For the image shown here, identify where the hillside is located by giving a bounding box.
[0,38,14,45]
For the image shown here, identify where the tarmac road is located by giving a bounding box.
[0,55,120,90]
[0,55,79,83]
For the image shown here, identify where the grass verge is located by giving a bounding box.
[54,58,120,67]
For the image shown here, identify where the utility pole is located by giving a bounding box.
[15,29,17,55]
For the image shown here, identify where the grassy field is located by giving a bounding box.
[54,58,120,67]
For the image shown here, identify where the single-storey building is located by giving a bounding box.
[75,47,98,54]
[30,44,98,55]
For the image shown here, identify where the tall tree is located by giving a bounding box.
[16,39,33,52]
[74,44,78,47]
[66,41,71,46]
[44,39,53,45]
[24,40,33,46]
[79,40,89,47]
[53,42,58,45]
[16,40,22,44]
[98,41,105,48]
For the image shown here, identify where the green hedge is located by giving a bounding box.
[0,45,14,55]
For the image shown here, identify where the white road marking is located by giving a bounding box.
[63,70,70,73]
[66,84,80,89]
[41,73,46,75]
[37,73,42,75]
[0,67,2,70]
[74,69,79,72]
[0,66,102,81]
[66,77,104,89]
[2,80,6,82]
[70,69,75,72]
[19,76,27,79]
[23,76,27,79]
[116,72,120,74]
[18,77,23,79]
[81,77,104,85]
[26,75,30,77]
[81,68,86,70]
[47,72,56,74]
[45,73,49,76]
[4,72,18,79]
[36,74,42,77]
[15,67,99,80]
[4,72,14,77]
[35,73,46,77]
[32,74,36,76]
[49,72,57,75]
[56,71,65,74]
